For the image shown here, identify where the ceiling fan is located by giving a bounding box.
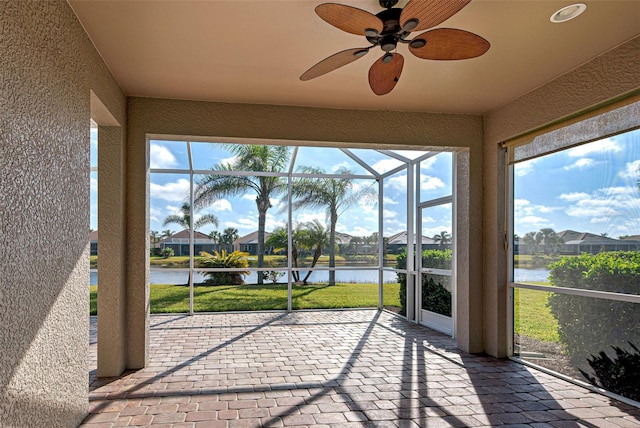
[300,0,490,95]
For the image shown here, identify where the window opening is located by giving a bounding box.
[507,102,640,403]
[149,140,455,328]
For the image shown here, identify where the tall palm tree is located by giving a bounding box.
[291,166,376,285]
[432,231,451,249]
[209,230,222,251]
[162,202,219,233]
[194,145,291,284]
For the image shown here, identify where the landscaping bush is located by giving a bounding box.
[161,247,174,258]
[547,251,640,385]
[397,249,452,316]
[580,342,640,401]
[199,250,249,285]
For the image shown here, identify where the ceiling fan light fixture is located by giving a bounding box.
[409,38,426,49]
[403,18,419,32]
[550,3,587,23]
[364,28,379,37]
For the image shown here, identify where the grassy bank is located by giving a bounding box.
[90,282,400,315]
[514,285,559,343]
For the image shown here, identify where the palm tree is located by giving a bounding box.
[209,230,222,251]
[162,229,173,239]
[162,202,219,233]
[298,219,330,284]
[194,144,291,284]
[162,202,218,285]
[266,224,305,282]
[150,230,161,245]
[221,227,239,252]
[433,231,451,249]
[522,231,537,255]
[291,166,376,285]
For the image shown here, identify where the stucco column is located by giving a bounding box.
[126,103,150,369]
[97,125,128,376]
[454,149,484,353]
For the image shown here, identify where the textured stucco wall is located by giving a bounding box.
[0,2,126,426]
[481,37,640,357]
[126,97,485,353]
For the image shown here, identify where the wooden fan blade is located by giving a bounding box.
[300,48,370,81]
[316,3,383,36]
[409,28,490,60]
[400,0,471,32]
[369,53,404,96]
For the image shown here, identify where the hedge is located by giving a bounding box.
[547,251,640,383]
[397,249,452,316]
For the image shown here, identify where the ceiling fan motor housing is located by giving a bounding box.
[379,0,398,9]
[367,8,408,52]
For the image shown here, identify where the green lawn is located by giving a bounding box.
[514,286,559,343]
[90,283,401,315]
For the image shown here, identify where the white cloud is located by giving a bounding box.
[619,160,640,180]
[519,215,551,229]
[372,158,403,173]
[564,158,595,170]
[150,144,178,169]
[567,138,621,157]
[386,174,409,190]
[383,196,399,205]
[208,199,232,212]
[565,206,619,218]
[421,176,445,190]
[150,179,189,202]
[149,206,164,224]
[224,217,257,233]
[515,159,537,177]
[419,156,437,170]
[558,192,590,202]
[330,161,351,173]
[90,177,97,192]
[383,209,397,219]
[295,212,326,224]
[422,226,452,238]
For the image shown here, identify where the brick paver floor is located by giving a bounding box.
[82,310,640,427]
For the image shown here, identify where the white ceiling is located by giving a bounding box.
[69,0,640,114]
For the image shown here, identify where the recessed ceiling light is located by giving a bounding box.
[550,3,587,23]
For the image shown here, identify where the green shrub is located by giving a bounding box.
[547,251,640,379]
[397,249,452,316]
[199,250,250,285]
[580,342,640,401]
[161,247,174,258]
[422,276,452,316]
[265,271,285,284]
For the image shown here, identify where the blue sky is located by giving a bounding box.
[90,131,639,241]
[513,129,640,238]
[143,142,454,239]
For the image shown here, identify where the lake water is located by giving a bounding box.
[90,267,551,285]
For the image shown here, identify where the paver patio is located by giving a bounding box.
[82,310,640,427]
